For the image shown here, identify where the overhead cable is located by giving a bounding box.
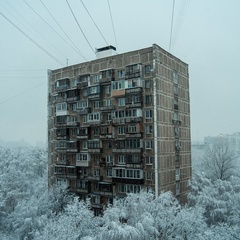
[23,0,86,61]
[66,0,95,54]
[40,0,88,61]
[169,0,175,52]
[0,81,46,105]
[1,0,65,61]
[80,0,109,46]
[0,12,64,66]
[107,0,118,50]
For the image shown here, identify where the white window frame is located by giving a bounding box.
[145,140,153,149]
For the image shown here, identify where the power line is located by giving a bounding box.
[66,0,95,54]
[169,0,175,52]
[23,0,86,61]
[171,0,190,49]
[0,81,46,105]
[107,0,118,50]
[40,0,88,61]
[80,0,109,46]
[1,0,66,61]
[0,13,65,66]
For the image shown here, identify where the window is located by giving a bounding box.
[113,168,142,179]
[146,155,153,165]
[118,97,125,106]
[56,103,67,112]
[93,101,100,109]
[88,85,100,94]
[118,184,141,193]
[107,113,112,121]
[173,85,178,95]
[92,74,99,83]
[88,112,100,122]
[144,65,152,74]
[77,100,88,109]
[76,153,88,161]
[146,140,153,149]
[104,99,112,107]
[125,138,140,148]
[118,155,125,164]
[107,169,112,177]
[126,94,140,104]
[118,70,125,79]
[145,95,152,105]
[112,80,125,90]
[173,111,179,121]
[83,141,88,149]
[173,71,179,84]
[83,115,88,123]
[145,80,152,89]
[118,126,126,135]
[146,172,153,180]
[105,85,111,94]
[88,140,100,149]
[93,128,100,136]
[94,169,100,176]
[175,154,180,161]
[145,110,152,119]
[128,125,137,133]
[106,155,113,164]
[145,125,153,134]
[107,141,112,149]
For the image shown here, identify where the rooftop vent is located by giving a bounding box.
[95,45,116,59]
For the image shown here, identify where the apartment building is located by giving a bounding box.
[48,44,191,213]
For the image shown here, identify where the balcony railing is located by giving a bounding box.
[99,105,116,112]
[112,148,142,153]
[55,85,69,92]
[125,72,141,79]
[77,107,90,115]
[76,160,90,167]
[125,87,142,94]
[112,177,144,184]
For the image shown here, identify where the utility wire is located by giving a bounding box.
[40,0,88,61]
[169,0,175,52]
[0,81,46,105]
[2,0,66,61]
[66,0,95,54]
[80,0,109,46]
[107,0,118,50]
[0,12,64,66]
[172,0,190,49]
[23,0,86,61]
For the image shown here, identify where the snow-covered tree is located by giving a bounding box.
[202,141,238,181]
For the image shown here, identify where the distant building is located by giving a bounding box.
[204,132,240,152]
[47,44,191,214]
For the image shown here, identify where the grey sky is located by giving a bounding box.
[0,0,239,145]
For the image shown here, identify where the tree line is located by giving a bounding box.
[0,141,239,239]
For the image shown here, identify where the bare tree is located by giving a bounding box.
[202,140,238,181]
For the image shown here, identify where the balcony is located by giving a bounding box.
[77,81,88,89]
[88,93,100,99]
[76,160,90,167]
[172,119,181,125]
[112,177,144,184]
[125,133,141,138]
[66,96,80,103]
[77,107,90,115]
[99,105,116,112]
[87,175,103,181]
[55,110,70,117]
[125,117,143,123]
[125,87,142,94]
[55,85,69,92]
[111,89,125,97]
[112,118,126,124]
[67,121,79,127]
[125,71,141,79]
[125,102,142,108]
[99,134,113,139]
[112,148,142,153]
[176,174,180,181]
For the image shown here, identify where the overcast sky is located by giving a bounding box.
[0,0,239,146]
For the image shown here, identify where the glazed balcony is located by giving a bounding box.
[99,105,116,112]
